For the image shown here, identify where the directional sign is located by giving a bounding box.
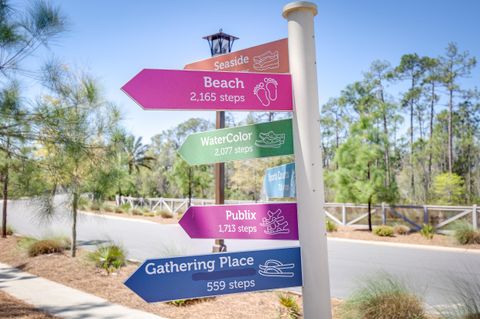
[122,69,292,111]
[178,119,293,165]
[179,203,298,240]
[185,38,289,73]
[124,247,302,303]
[264,163,296,199]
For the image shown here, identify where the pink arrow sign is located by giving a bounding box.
[179,203,298,240]
[122,69,292,111]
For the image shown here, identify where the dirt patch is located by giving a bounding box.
[0,236,341,319]
[0,290,57,319]
[328,226,480,250]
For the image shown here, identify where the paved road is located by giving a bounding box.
[5,199,480,306]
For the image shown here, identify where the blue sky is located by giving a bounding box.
[19,0,480,142]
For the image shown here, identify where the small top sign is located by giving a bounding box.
[185,38,289,73]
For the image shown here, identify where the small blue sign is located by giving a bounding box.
[263,163,296,198]
[124,247,302,302]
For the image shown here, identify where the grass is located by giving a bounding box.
[373,225,394,237]
[420,224,435,239]
[440,274,480,318]
[339,273,426,319]
[451,220,480,245]
[130,208,143,216]
[159,209,174,219]
[18,236,71,257]
[393,224,410,235]
[88,244,126,274]
[278,293,302,318]
[326,219,338,232]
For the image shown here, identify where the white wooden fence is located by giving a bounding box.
[116,196,478,231]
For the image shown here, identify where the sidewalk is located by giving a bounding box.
[0,262,167,319]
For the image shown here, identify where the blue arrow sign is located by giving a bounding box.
[124,247,302,302]
[264,162,296,199]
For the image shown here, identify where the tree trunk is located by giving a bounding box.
[1,168,8,238]
[448,89,453,173]
[2,137,10,238]
[71,192,78,257]
[427,83,435,200]
[368,198,372,232]
[410,80,415,198]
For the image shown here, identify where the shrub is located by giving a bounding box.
[102,205,114,213]
[440,274,480,319]
[130,208,143,216]
[325,219,338,232]
[339,273,426,319]
[373,225,394,237]
[89,202,101,211]
[420,224,435,239]
[159,209,173,219]
[393,224,410,235]
[451,220,480,245]
[114,206,124,214]
[88,244,126,274]
[28,239,68,257]
[120,203,131,211]
[278,293,302,319]
[143,212,155,217]
[1,225,14,236]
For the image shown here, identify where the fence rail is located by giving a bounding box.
[115,196,478,231]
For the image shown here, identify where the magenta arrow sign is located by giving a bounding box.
[122,69,292,111]
[179,203,298,240]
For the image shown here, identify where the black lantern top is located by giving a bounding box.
[203,29,239,57]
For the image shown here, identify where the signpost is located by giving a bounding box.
[179,203,298,240]
[264,163,296,199]
[125,247,302,302]
[185,38,289,73]
[122,69,292,111]
[178,119,293,165]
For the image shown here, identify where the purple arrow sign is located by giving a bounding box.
[179,203,298,240]
[122,69,292,111]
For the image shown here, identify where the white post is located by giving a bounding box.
[283,2,332,318]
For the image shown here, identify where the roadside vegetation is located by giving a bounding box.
[338,273,427,319]
[88,244,126,274]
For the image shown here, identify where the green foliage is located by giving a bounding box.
[325,219,338,232]
[119,203,131,211]
[393,224,410,235]
[451,220,480,245]
[432,173,465,205]
[373,225,394,237]
[420,224,435,239]
[88,244,126,274]
[278,293,302,319]
[339,273,426,319]
[102,204,114,213]
[114,206,124,214]
[89,201,101,211]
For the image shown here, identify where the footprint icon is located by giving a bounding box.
[253,82,270,107]
[264,78,278,101]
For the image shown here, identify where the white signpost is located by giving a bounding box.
[283,2,333,318]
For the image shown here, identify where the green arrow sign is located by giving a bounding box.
[178,119,293,165]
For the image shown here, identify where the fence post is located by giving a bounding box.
[342,204,346,226]
[382,202,386,225]
[423,205,429,225]
[473,205,478,230]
